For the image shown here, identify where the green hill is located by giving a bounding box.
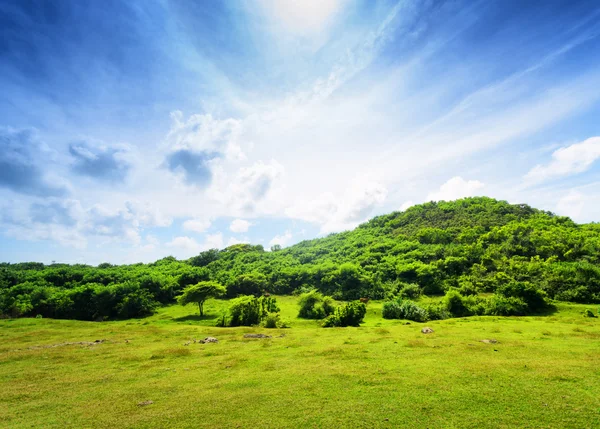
[2,197,600,320]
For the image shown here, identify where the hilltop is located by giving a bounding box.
[2,197,600,320]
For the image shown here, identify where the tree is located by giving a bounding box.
[177,281,226,316]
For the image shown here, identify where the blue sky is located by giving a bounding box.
[1,0,600,264]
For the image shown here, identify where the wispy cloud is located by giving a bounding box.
[524,137,600,184]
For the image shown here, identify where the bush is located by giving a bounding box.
[382,299,429,322]
[584,309,597,318]
[114,288,157,319]
[483,295,527,316]
[443,290,471,317]
[322,301,367,327]
[555,287,593,303]
[442,290,484,317]
[458,280,478,296]
[298,290,336,319]
[261,312,290,328]
[497,281,549,313]
[397,283,422,299]
[222,295,280,327]
[424,303,451,320]
[263,313,280,328]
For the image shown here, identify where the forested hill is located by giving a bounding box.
[2,197,600,320]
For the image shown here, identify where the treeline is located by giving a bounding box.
[2,197,600,320]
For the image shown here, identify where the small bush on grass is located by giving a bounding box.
[220,295,280,327]
[322,301,367,327]
[584,309,597,318]
[484,295,527,316]
[443,290,486,317]
[382,299,429,322]
[497,281,550,313]
[262,312,291,328]
[298,290,335,319]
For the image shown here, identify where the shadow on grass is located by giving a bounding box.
[173,314,217,322]
[532,303,558,316]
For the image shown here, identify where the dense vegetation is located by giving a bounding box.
[2,197,600,321]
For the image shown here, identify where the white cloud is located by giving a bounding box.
[400,200,414,211]
[227,236,249,247]
[166,236,201,253]
[556,191,585,220]
[166,111,244,159]
[259,0,343,35]
[230,219,252,233]
[204,232,224,250]
[286,179,387,233]
[427,177,485,202]
[269,230,293,248]
[183,218,212,233]
[524,137,600,184]
[209,159,285,215]
[166,232,225,258]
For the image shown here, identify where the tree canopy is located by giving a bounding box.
[177,281,226,316]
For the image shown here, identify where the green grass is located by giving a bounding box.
[1,297,599,428]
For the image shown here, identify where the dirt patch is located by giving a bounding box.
[243,334,272,339]
[481,339,498,344]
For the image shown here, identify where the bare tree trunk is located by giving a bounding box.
[198,301,203,316]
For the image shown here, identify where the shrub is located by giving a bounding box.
[222,295,280,327]
[497,281,549,313]
[554,287,593,303]
[263,313,280,328]
[115,289,157,319]
[397,283,422,299]
[584,309,597,318]
[443,290,471,317]
[298,290,335,319]
[441,289,488,317]
[484,295,527,316]
[382,299,429,322]
[424,303,451,320]
[458,280,478,296]
[322,301,367,327]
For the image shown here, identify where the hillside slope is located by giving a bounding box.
[2,197,600,320]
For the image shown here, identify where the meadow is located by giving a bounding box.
[1,296,599,428]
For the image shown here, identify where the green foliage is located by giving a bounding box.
[382,299,429,322]
[397,283,422,299]
[2,197,600,321]
[583,309,597,318]
[227,273,268,298]
[497,281,549,313]
[483,295,527,316]
[442,290,486,317]
[322,301,367,327]
[262,312,290,328]
[177,281,226,316]
[223,295,280,327]
[297,290,335,319]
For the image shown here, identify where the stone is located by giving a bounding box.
[243,334,272,339]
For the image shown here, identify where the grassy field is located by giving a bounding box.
[1,297,599,428]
